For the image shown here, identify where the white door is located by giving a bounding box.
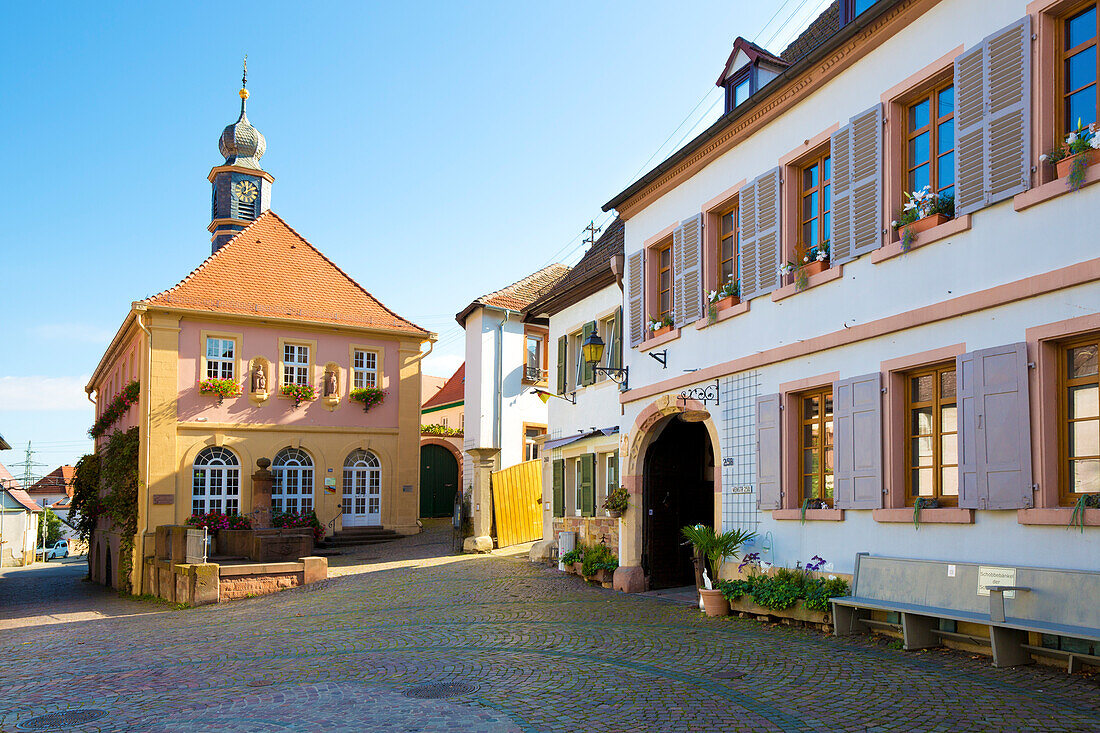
[342,450,382,527]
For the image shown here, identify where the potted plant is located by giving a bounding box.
[198,378,242,405]
[648,314,674,337]
[718,557,849,626]
[350,387,386,412]
[603,486,629,518]
[707,276,740,320]
[1070,493,1100,531]
[581,543,618,584]
[891,186,955,251]
[680,524,756,617]
[779,241,830,292]
[559,546,583,574]
[280,383,317,407]
[1043,121,1100,190]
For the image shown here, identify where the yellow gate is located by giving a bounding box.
[491,459,542,547]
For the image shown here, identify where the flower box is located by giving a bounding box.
[712,295,740,312]
[802,260,829,278]
[907,212,950,235]
[726,597,830,625]
[573,561,585,576]
[1055,148,1100,179]
[651,324,673,337]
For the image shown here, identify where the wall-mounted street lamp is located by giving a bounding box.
[533,387,576,405]
[582,332,629,390]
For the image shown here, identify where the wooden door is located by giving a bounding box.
[420,444,458,518]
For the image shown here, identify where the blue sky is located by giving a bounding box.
[0,0,831,475]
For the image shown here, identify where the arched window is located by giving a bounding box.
[192,446,240,515]
[272,447,314,513]
[343,449,381,521]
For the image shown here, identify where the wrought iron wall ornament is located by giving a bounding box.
[679,379,720,407]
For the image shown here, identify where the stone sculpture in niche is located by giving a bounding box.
[323,368,338,397]
[251,362,267,393]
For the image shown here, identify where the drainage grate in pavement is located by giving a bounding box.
[404,682,480,699]
[18,710,108,730]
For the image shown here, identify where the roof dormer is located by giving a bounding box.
[715,37,790,115]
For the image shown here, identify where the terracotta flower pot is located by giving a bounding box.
[607,509,622,519]
[699,588,730,617]
[712,295,740,312]
[802,259,829,278]
[573,562,585,576]
[652,324,673,337]
[1055,148,1100,179]
[907,212,950,235]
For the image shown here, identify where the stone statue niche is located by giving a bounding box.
[250,359,268,393]
[323,366,338,397]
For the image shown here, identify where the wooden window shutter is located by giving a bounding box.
[556,335,567,395]
[580,453,595,517]
[984,16,1031,205]
[627,250,645,347]
[833,372,884,509]
[954,40,987,215]
[753,168,782,298]
[756,393,783,509]
[673,213,704,326]
[737,178,759,299]
[829,122,854,264]
[552,458,565,517]
[848,105,883,258]
[609,307,623,371]
[581,321,596,386]
[956,342,1033,510]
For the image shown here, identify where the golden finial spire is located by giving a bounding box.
[239,55,249,101]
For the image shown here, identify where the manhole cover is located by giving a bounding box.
[18,710,108,730]
[404,682,480,699]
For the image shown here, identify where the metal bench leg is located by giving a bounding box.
[832,605,868,637]
[990,626,1033,668]
[900,613,939,650]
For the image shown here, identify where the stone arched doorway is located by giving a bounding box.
[420,443,459,518]
[643,416,714,589]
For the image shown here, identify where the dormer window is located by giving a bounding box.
[840,0,879,27]
[716,37,789,115]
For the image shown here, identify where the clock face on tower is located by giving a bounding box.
[232,180,259,204]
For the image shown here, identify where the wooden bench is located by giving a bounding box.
[831,553,1100,670]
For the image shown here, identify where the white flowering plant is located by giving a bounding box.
[777,240,830,291]
[893,185,954,229]
[648,313,673,332]
[708,275,740,304]
[1044,120,1100,191]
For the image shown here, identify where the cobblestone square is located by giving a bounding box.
[1,528,1097,732]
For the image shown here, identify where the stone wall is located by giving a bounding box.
[552,516,619,555]
[220,571,303,601]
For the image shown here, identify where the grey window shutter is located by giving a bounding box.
[756,393,782,510]
[753,168,782,297]
[954,41,987,215]
[737,178,760,299]
[833,372,884,509]
[581,321,596,386]
[556,335,567,395]
[609,306,622,371]
[829,123,854,264]
[580,453,595,517]
[552,458,565,517]
[848,104,884,258]
[985,16,1031,205]
[626,250,645,346]
[957,342,1033,510]
[674,213,704,326]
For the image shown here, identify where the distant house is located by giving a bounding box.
[1,488,41,566]
[419,363,465,518]
[26,465,75,512]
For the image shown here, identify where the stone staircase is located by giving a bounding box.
[320,526,401,549]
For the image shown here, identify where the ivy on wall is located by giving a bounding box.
[89,381,139,438]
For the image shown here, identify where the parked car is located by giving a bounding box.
[36,540,69,561]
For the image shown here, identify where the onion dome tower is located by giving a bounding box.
[209,57,274,253]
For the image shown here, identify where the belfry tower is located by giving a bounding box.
[209,58,273,253]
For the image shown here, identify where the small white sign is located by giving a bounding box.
[947,564,956,578]
[977,566,1017,598]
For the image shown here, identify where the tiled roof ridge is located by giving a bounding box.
[477,263,570,308]
[141,211,429,336]
[422,362,464,410]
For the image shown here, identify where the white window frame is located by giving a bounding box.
[353,349,377,389]
[574,458,583,518]
[271,447,314,514]
[191,447,241,515]
[206,337,235,380]
[284,344,310,386]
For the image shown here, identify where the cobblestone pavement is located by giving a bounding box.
[0,556,166,631]
[1,525,1098,732]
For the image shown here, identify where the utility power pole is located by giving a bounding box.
[582,220,602,248]
[19,442,48,562]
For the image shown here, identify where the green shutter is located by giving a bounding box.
[552,459,565,517]
[580,453,595,517]
[610,307,622,371]
[581,321,596,386]
[556,336,567,395]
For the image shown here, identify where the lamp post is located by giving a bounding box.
[581,332,628,389]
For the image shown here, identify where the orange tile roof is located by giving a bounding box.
[27,466,75,497]
[456,264,570,325]
[7,489,42,513]
[422,363,464,410]
[142,212,430,337]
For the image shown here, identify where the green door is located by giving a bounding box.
[420,444,459,518]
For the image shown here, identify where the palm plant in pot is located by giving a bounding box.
[680,524,757,617]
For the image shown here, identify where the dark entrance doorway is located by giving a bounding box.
[420,444,458,518]
[642,417,714,590]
